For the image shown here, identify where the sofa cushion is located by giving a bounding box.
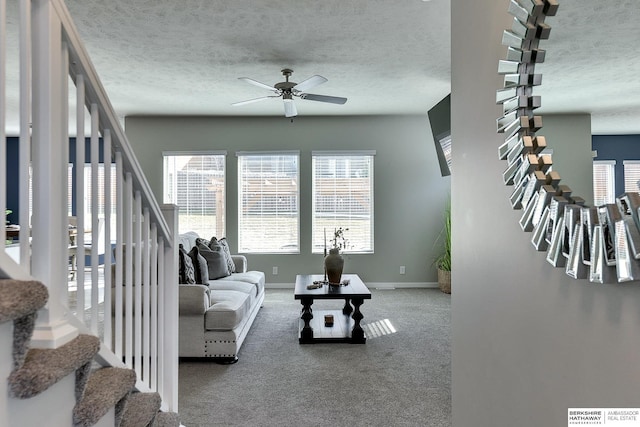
[188,246,209,284]
[217,271,265,297]
[205,290,251,330]
[197,242,230,279]
[178,244,196,284]
[208,280,257,297]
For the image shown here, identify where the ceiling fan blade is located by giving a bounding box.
[293,75,327,92]
[238,77,277,91]
[283,99,297,117]
[231,96,276,106]
[299,93,347,105]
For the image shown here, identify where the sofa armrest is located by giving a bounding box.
[179,284,210,315]
[231,255,247,273]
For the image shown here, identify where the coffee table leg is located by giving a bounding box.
[342,298,353,315]
[350,298,366,343]
[300,297,314,343]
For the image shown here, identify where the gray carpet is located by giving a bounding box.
[178,288,451,427]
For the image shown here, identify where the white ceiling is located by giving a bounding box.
[64,0,452,120]
[534,0,640,134]
[5,1,640,134]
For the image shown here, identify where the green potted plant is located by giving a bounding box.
[434,203,451,294]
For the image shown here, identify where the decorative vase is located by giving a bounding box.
[324,248,344,284]
[437,268,451,294]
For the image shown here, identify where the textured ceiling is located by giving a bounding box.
[535,0,640,134]
[64,0,452,120]
[4,1,640,134]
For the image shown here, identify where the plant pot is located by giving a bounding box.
[324,248,344,284]
[437,268,451,294]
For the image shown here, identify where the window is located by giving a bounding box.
[163,153,226,238]
[237,152,299,253]
[83,163,117,223]
[593,160,616,206]
[436,132,452,176]
[624,160,640,194]
[29,164,73,219]
[312,151,375,253]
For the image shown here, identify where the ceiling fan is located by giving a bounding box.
[232,68,347,118]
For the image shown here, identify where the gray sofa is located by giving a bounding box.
[178,232,265,363]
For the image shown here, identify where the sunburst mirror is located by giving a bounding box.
[496,0,640,283]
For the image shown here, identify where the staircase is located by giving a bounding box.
[1,279,180,427]
[1,0,182,425]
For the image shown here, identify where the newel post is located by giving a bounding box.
[160,204,179,411]
[29,0,77,348]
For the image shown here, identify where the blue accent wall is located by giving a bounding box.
[593,134,640,196]
[5,137,104,224]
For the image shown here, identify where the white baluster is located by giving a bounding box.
[90,103,99,334]
[103,130,112,346]
[74,75,85,320]
[150,224,158,391]
[114,152,124,357]
[134,190,142,378]
[0,0,6,249]
[142,207,150,384]
[124,172,133,367]
[18,0,31,267]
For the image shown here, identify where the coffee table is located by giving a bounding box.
[294,274,372,344]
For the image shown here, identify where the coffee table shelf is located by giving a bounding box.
[298,309,356,342]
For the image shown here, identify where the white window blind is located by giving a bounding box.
[29,164,73,220]
[439,133,452,173]
[237,152,299,253]
[163,153,226,238]
[84,163,116,221]
[593,160,616,206]
[623,160,640,194]
[312,152,374,253]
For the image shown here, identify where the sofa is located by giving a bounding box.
[177,231,265,363]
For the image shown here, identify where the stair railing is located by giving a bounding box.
[0,0,179,412]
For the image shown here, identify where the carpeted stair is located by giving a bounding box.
[150,411,182,427]
[119,392,161,427]
[0,278,180,426]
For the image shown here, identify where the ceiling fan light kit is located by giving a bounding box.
[233,68,347,118]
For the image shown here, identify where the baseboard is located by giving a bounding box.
[265,282,437,289]
[367,282,438,289]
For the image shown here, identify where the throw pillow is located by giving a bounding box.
[195,237,211,248]
[197,242,230,279]
[188,245,209,284]
[178,244,196,284]
[211,237,236,274]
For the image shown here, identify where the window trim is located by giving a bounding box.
[236,151,300,254]
[162,152,227,238]
[311,151,375,254]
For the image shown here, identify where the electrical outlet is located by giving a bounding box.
[272,266,278,275]
[400,266,406,275]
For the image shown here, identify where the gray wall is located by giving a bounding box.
[452,1,640,426]
[125,115,450,286]
[543,114,594,205]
